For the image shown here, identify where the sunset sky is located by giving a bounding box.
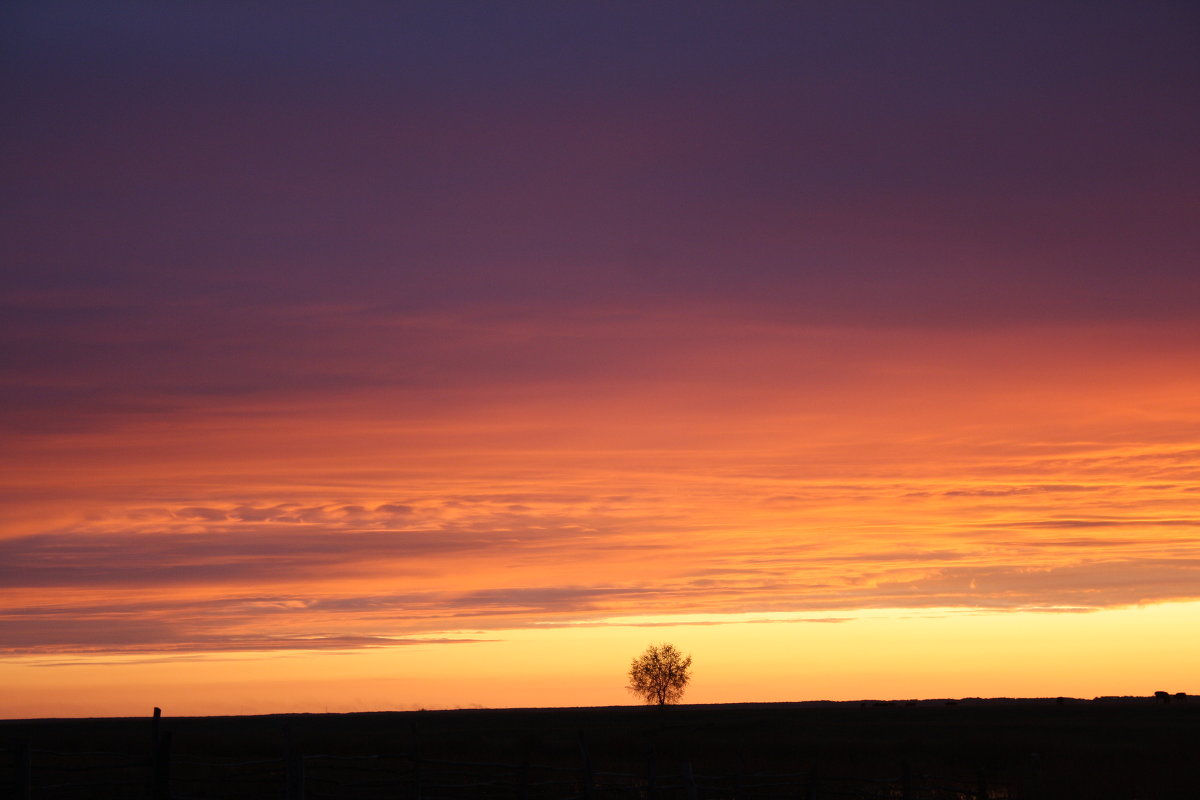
[3,2,1199,718]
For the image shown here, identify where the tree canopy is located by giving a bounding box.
[627,643,692,706]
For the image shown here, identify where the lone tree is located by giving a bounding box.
[627,643,692,707]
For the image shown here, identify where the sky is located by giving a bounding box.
[2,1,1199,718]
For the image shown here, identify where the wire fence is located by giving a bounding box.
[0,740,1008,800]
[0,709,1013,800]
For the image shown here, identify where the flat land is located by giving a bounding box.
[2,698,1197,798]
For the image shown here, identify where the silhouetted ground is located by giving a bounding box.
[2,697,1197,798]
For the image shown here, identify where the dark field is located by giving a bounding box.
[2,698,1198,799]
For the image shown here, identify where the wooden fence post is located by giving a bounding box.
[577,730,595,800]
[517,736,533,800]
[410,724,423,800]
[286,744,305,800]
[17,739,32,800]
[684,760,699,800]
[152,730,172,800]
[900,759,912,800]
[802,762,819,800]
[976,766,989,800]
[148,709,159,799]
[1025,753,1042,800]
[151,707,161,761]
[644,747,658,800]
[729,751,745,800]
[149,705,164,799]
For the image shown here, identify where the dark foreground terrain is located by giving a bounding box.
[2,697,1198,799]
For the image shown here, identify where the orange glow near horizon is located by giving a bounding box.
[3,317,1199,717]
[4,603,1199,719]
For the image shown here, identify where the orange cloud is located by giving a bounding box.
[2,315,1199,676]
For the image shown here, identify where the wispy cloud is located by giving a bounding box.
[5,534,1200,657]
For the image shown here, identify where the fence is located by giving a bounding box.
[0,709,1010,800]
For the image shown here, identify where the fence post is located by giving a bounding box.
[517,736,533,800]
[149,706,164,799]
[152,731,172,800]
[1025,753,1042,800]
[577,730,595,800]
[684,760,699,800]
[733,750,747,800]
[802,762,819,800]
[644,747,658,800]
[151,707,161,761]
[410,724,423,800]
[17,739,31,800]
[286,743,305,800]
[976,766,989,800]
[900,759,912,800]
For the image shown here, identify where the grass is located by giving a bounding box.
[2,697,1197,798]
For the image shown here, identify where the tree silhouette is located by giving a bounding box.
[627,643,692,706]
